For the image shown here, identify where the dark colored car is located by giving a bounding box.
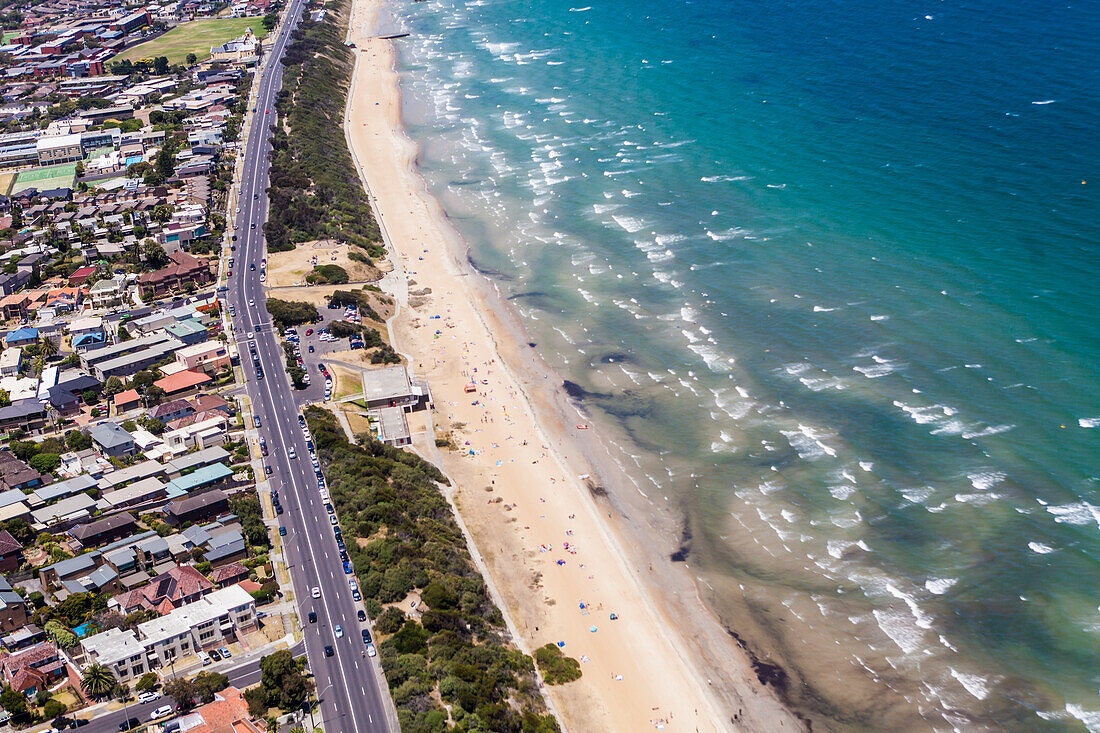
[362,628,372,644]
[357,609,366,622]
[250,263,256,271]
[324,645,334,657]
[308,611,317,623]
[264,465,272,475]
[209,649,221,661]
[119,718,141,731]
[279,526,286,536]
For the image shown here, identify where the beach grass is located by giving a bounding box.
[115,18,270,66]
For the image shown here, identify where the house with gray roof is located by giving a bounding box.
[87,422,136,458]
[99,476,167,511]
[31,493,97,529]
[33,474,97,504]
[98,460,167,491]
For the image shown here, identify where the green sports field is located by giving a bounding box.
[114,18,269,66]
[11,163,76,193]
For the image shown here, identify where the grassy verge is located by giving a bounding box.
[115,18,270,65]
[305,406,566,732]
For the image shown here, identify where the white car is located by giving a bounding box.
[288,448,296,459]
[137,691,161,704]
[312,587,321,599]
[150,705,174,720]
[249,298,255,307]
[366,643,377,657]
[335,624,343,638]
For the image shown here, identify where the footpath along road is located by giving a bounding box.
[222,1,396,731]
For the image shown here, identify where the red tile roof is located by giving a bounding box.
[210,561,247,584]
[153,369,211,394]
[184,686,263,733]
[113,389,140,406]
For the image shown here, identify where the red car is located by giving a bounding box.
[306,329,313,336]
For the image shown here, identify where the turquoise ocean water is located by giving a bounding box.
[378,0,1100,727]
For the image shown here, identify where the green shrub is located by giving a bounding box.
[533,644,582,685]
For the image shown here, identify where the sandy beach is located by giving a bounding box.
[339,0,806,730]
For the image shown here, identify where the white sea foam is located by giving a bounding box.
[781,425,838,460]
[854,355,904,378]
[1028,541,1055,554]
[592,203,620,214]
[873,608,924,654]
[870,314,889,321]
[813,305,837,312]
[1031,99,1057,105]
[611,214,646,233]
[968,471,1005,491]
[700,174,750,183]
[925,578,957,594]
[1046,501,1100,529]
[950,668,992,700]
[886,583,934,629]
[1079,417,1100,428]
[705,227,746,241]
[901,486,934,504]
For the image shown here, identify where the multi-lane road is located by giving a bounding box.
[223,3,394,731]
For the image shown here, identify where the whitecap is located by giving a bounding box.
[1028,541,1055,554]
[873,608,924,654]
[813,305,837,312]
[950,668,992,701]
[1031,99,1057,105]
[870,314,889,321]
[611,214,646,233]
[1079,417,1100,428]
[925,578,957,595]
[1046,502,1100,529]
[968,471,1006,491]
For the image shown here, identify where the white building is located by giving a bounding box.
[163,415,229,456]
[81,584,257,681]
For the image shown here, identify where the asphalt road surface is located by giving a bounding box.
[222,4,394,732]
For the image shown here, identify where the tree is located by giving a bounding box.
[38,337,58,358]
[82,389,99,404]
[375,606,406,634]
[151,204,173,224]
[142,239,169,267]
[0,685,27,720]
[185,52,197,66]
[74,161,84,178]
[153,56,169,75]
[42,698,66,719]
[81,663,116,699]
[131,370,158,390]
[135,673,159,693]
[65,429,92,451]
[0,388,9,408]
[192,671,228,703]
[103,375,125,396]
[117,325,132,342]
[111,681,130,701]
[44,620,77,649]
[163,678,195,710]
[29,453,61,474]
[143,385,166,406]
[2,518,33,544]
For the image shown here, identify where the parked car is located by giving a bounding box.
[209,649,221,661]
[366,643,377,658]
[118,718,140,731]
[219,647,231,658]
[279,526,286,536]
[357,609,366,622]
[150,705,174,720]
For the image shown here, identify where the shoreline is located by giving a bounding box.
[340,0,805,729]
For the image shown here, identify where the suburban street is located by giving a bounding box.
[222,3,395,732]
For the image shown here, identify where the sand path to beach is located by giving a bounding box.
[340,0,804,730]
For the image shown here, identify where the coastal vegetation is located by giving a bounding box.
[264,298,318,328]
[305,263,349,284]
[304,406,567,732]
[327,289,382,321]
[263,0,382,256]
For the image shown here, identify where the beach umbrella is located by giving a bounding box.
[589,626,598,633]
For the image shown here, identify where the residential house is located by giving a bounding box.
[30,493,97,530]
[99,476,167,511]
[0,399,49,434]
[81,332,186,381]
[149,398,194,424]
[112,388,141,412]
[0,530,22,573]
[153,369,211,399]
[32,474,97,505]
[69,512,139,548]
[0,576,27,632]
[135,251,212,299]
[87,422,136,458]
[162,414,229,455]
[163,489,228,526]
[174,340,229,376]
[0,347,20,377]
[164,446,229,479]
[87,274,126,308]
[3,327,37,347]
[165,463,233,499]
[0,452,44,492]
[0,641,67,695]
[210,561,247,588]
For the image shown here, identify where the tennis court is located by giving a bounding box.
[11,163,77,193]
